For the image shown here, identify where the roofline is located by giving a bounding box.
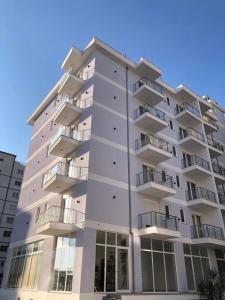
[0,150,16,157]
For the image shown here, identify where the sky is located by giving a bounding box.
[0,0,225,163]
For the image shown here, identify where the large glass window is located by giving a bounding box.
[94,231,129,292]
[141,238,177,292]
[215,249,225,275]
[184,244,210,291]
[52,236,76,291]
[8,241,43,289]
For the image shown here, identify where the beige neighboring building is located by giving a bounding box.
[1,38,225,300]
[0,151,24,287]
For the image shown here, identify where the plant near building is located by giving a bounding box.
[198,270,225,300]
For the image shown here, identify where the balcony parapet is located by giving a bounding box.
[134,104,166,121]
[186,187,216,203]
[135,134,170,153]
[175,102,201,118]
[191,224,224,240]
[178,127,205,143]
[181,155,211,172]
[133,77,164,95]
[136,169,173,189]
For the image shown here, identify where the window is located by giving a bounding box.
[3,231,11,237]
[0,273,3,287]
[52,237,75,291]
[8,241,43,289]
[215,249,225,275]
[0,260,4,267]
[176,175,180,187]
[169,120,173,130]
[17,169,24,175]
[35,207,41,223]
[0,158,4,162]
[15,181,21,187]
[0,245,8,252]
[172,146,177,156]
[6,217,14,224]
[184,244,209,291]
[12,192,19,198]
[180,209,185,223]
[166,97,170,106]
[165,205,170,218]
[141,238,177,292]
[9,204,17,211]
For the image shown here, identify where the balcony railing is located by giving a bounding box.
[59,68,82,88]
[202,115,217,127]
[43,163,88,186]
[135,134,170,152]
[134,104,166,121]
[136,169,174,188]
[212,163,225,177]
[191,224,224,240]
[207,137,224,152]
[178,128,205,143]
[185,187,216,203]
[133,77,164,94]
[138,211,178,231]
[219,193,225,205]
[59,95,92,109]
[181,155,211,171]
[175,103,201,118]
[37,206,85,227]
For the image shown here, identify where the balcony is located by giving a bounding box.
[219,193,225,206]
[135,134,172,165]
[54,96,82,126]
[191,224,225,247]
[186,187,217,211]
[42,163,88,194]
[212,163,225,184]
[181,155,212,179]
[199,98,212,113]
[138,211,181,239]
[174,103,201,126]
[48,127,80,158]
[133,77,165,105]
[134,104,168,133]
[202,115,218,134]
[136,170,176,198]
[58,68,83,97]
[178,128,206,152]
[37,206,85,236]
[207,137,224,159]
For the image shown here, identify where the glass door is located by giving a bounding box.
[192,215,202,238]
[187,181,197,200]
[62,196,72,223]
[116,248,129,292]
[183,153,192,168]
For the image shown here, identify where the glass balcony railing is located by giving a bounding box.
[37,206,85,227]
[185,187,216,203]
[135,134,170,152]
[181,155,211,171]
[174,103,201,118]
[136,169,174,188]
[202,115,217,128]
[207,137,224,152]
[191,224,224,240]
[133,77,164,94]
[43,163,88,186]
[212,163,225,177]
[59,95,92,109]
[178,128,205,143]
[134,104,166,121]
[138,211,178,231]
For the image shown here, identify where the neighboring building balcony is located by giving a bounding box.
[202,115,218,134]
[207,137,224,158]
[136,169,176,198]
[178,128,206,152]
[199,97,213,114]
[174,103,201,126]
[212,163,225,184]
[58,68,83,97]
[186,187,217,211]
[181,155,212,179]
[133,77,165,105]
[191,224,225,246]
[219,192,225,206]
[36,206,85,236]
[133,104,168,133]
[135,134,172,165]
[48,128,90,158]
[138,211,181,239]
[42,163,88,194]
[54,96,83,126]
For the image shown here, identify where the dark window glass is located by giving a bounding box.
[141,251,153,291]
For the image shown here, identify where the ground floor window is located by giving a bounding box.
[141,238,177,292]
[7,240,43,288]
[183,244,210,291]
[215,249,225,275]
[52,236,76,291]
[94,231,129,292]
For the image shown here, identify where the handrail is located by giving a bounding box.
[58,95,92,109]
[138,211,178,231]
[134,104,166,121]
[207,137,224,152]
[175,103,200,118]
[212,163,225,177]
[135,134,170,152]
[133,77,164,94]
[185,187,216,202]
[178,127,205,143]
[136,169,174,188]
[181,155,211,171]
[191,224,224,240]
[43,163,88,186]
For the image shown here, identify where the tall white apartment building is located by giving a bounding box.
[0,151,24,287]
[1,38,225,300]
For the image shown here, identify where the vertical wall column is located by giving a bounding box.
[174,242,188,292]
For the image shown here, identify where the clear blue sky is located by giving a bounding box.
[1,0,225,163]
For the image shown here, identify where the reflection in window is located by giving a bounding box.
[52,236,76,291]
